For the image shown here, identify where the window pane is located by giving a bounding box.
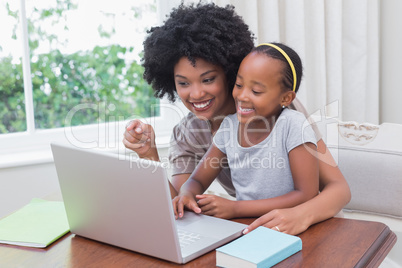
[25,0,159,129]
[0,2,26,134]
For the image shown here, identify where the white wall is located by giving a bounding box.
[0,163,60,218]
[0,148,170,218]
[380,0,402,124]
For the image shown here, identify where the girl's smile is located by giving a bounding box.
[237,104,255,115]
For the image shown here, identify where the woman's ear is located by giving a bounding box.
[281,91,296,107]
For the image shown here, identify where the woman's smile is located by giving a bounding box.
[191,98,214,111]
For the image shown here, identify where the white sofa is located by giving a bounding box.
[320,119,402,268]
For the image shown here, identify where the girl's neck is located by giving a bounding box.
[209,98,236,134]
[238,113,280,147]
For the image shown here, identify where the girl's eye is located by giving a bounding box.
[252,90,262,95]
[235,83,243,89]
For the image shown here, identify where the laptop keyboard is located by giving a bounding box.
[178,229,202,249]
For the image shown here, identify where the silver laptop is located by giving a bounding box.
[51,142,246,264]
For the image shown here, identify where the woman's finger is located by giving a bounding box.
[243,212,275,234]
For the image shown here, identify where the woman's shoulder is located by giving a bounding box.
[174,112,209,131]
[171,112,212,145]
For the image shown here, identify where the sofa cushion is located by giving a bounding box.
[333,146,402,218]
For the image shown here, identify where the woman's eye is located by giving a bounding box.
[203,77,215,83]
[177,81,189,86]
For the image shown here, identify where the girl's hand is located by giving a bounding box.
[172,193,201,219]
[122,120,158,160]
[243,207,310,235]
[196,194,236,219]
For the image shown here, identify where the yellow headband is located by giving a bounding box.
[257,43,297,92]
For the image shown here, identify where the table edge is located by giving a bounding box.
[357,223,398,267]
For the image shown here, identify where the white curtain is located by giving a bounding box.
[157,0,380,124]
[215,0,380,124]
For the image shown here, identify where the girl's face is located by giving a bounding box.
[174,57,235,122]
[233,51,289,126]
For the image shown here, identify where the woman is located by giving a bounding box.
[123,3,350,235]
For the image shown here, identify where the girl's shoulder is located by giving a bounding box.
[219,113,238,128]
[224,113,238,121]
[276,108,311,133]
[288,97,308,114]
[280,108,307,121]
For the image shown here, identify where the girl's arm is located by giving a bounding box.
[231,142,319,218]
[244,139,351,235]
[172,144,226,218]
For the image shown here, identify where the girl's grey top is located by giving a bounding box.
[213,109,317,200]
[168,98,321,197]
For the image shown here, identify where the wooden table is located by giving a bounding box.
[0,217,396,268]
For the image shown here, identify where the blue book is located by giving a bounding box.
[216,226,302,268]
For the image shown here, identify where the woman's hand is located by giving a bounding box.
[172,193,201,219]
[196,194,236,219]
[122,119,159,160]
[243,207,311,235]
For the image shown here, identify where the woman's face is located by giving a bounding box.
[174,57,235,121]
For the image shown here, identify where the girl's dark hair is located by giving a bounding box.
[142,3,255,101]
[253,43,303,93]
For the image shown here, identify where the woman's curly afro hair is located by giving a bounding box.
[142,3,255,102]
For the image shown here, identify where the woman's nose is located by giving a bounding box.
[189,83,206,100]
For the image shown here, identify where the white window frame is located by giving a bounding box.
[0,0,188,168]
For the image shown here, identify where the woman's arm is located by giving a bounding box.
[230,143,319,218]
[299,138,351,224]
[123,120,181,197]
[244,139,351,235]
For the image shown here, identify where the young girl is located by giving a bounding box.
[172,43,319,220]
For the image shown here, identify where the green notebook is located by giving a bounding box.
[0,198,70,248]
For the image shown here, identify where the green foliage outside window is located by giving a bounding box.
[0,0,158,134]
[0,57,26,133]
[31,45,159,129]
